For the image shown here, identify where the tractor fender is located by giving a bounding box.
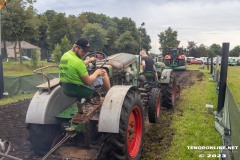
[26,85,76,124]
[159,69,173,84]
[98,85,137,133]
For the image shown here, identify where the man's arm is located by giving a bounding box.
[80,69,106,85]
[141,60,146,71]
[84,57,96,66]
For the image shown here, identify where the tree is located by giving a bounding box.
[31,49,38,68]
[196,44,208,57]
[82,12,115,30]
[60,35,72,54]
[82,23,107,51]
[229,46,240,57]
[114,31,139,54]
[140,28,151,52]
[187,41,198,57]
[210,44,222,56]
[48,13,68,50]
[66,15,88,43]
[158,27,180,56]
[53,44,62,64]
[1,0,39,63]
[104,26,118,53]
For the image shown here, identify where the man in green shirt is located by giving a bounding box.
[59,38,111,91]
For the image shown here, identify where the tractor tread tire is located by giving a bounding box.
[148,88,161,123]
[98,90,144,160]
[164,60,171,66]
[28,124,61,156]
[161,72,176,109]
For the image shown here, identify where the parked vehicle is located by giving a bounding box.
[228,59,237,66]
[189,58,203,65]
[186,57,195,64]
[17,56,32,60]
[199,57,208,64]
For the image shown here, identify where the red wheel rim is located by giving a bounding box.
[156,96,161,117]
[127,105,143,158]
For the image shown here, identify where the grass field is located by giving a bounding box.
[164,65,222,160]
[3,60,58,76]
[227,66,240,106]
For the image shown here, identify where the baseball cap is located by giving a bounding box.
[75,38,92,52]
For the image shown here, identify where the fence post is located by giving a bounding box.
[210,57,213,74]
[0,13,3,99]
[217,43,229,112]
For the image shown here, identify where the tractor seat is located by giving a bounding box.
[142,71,156,82]
[60,82,96,99]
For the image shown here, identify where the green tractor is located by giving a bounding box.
[25,52,179,160]
[163,47,186,71]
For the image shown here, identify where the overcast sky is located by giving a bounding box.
[33,0,240,53]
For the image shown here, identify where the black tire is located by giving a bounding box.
[28,124,62,156]
[161,72,176,109]
[164,59,171,66]
[98,89,144,160]
[178,59,185,66]
[148,88,161,123]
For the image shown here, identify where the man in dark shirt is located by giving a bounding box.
[140,50,158,80]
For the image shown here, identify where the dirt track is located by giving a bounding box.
[0,70,203,160]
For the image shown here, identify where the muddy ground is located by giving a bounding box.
[0,70,203,160]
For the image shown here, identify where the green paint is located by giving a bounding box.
[57,103,78,119]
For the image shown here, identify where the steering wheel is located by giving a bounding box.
[82,51,107,61]
[82,51,108,71]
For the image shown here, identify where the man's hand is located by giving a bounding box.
[96,68,106,77]
[89,57,96,63]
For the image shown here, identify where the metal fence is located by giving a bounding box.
[213,64,240,159]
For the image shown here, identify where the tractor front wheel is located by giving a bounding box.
[148,88,161,123]
[98,90,144,160]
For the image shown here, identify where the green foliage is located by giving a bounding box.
[1,4,152,57]
[158,27,180,56]
[48,13,68,50]
[60,35,72,54]
[1,0,39,41]
[140,28,152,52]
[53,44,62,64]
[114,31,139,54]
[229,45,240,57]
[82,23,107,51]
[210,44,222,56]
[66,15,88,43]
[31,49,38,68]
[196,44,208,57]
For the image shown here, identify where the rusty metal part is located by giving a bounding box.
[72,98,104,123]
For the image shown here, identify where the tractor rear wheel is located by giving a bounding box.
[178,59,185,66]
[98,90,144,160]
[161,72,176,109]
[28,124,62,156]
[148,88,161,123]
[164,59,171,66]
